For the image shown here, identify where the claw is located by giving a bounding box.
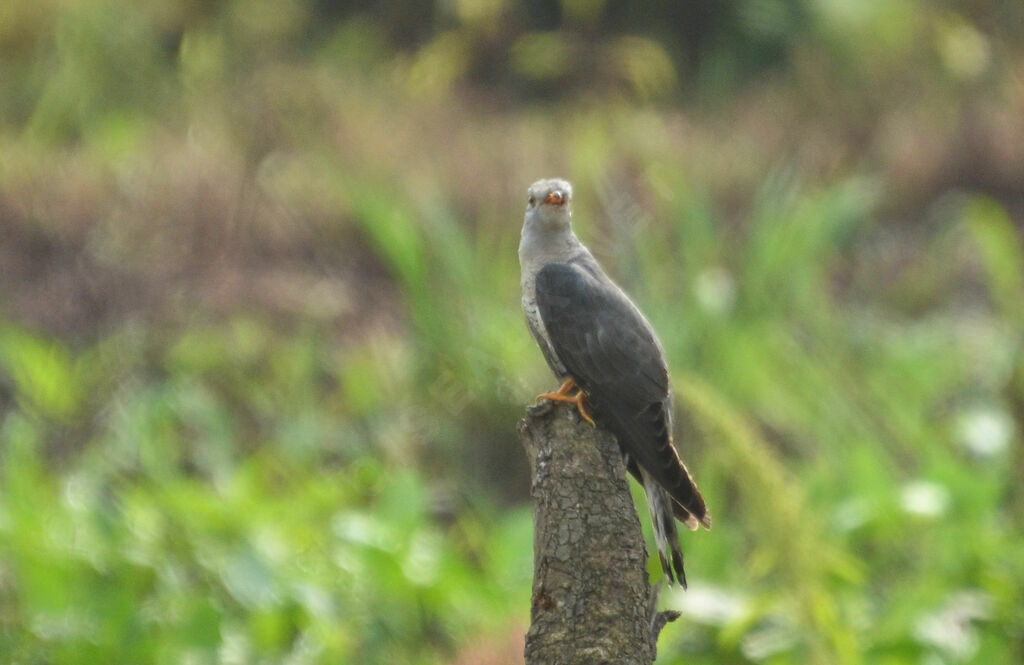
[575,395,596,427]
[536,377,596,427]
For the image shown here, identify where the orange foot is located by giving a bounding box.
[537,377,596,427]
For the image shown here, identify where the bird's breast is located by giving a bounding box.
[521,272,568,378]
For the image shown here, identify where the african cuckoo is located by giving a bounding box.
[519,177,711,587]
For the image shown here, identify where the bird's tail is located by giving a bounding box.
[665,438,712,531]
[640,467,689,588]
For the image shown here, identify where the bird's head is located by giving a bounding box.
[524,178,573,233]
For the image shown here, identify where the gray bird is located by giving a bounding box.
[519,177,711,587]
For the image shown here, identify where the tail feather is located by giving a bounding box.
[660,438,711,530]
[620,427,711,585]
[640,468,688,588]
[672,494,712,531]
[638,401,712,531]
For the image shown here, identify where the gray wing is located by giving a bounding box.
[534,261,710,529]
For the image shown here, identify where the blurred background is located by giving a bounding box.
[1,0,1023,663]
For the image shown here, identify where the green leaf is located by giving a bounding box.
[966,196,1024,321]
[0,326,82,420]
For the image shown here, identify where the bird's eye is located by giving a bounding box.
[544,191,565,205]
[528,195,536,206]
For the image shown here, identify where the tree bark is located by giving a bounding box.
[518,402,678,665]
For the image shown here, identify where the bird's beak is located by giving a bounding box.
[544,191,565,206]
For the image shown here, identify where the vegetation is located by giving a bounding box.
[1,1,1022,663]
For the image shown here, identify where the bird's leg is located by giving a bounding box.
[537,377,578,401]
[536,377,597,427]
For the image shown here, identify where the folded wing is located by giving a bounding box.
[534,262,710,530]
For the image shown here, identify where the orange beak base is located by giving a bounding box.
[544,191,565,205]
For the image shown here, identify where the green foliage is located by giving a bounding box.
[0,327,85,421]
[0,320,531,663]
[966,196,1024,322]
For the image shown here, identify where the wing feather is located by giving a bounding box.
[534,262,710,530]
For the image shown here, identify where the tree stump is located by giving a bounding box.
[518,402,679,665]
